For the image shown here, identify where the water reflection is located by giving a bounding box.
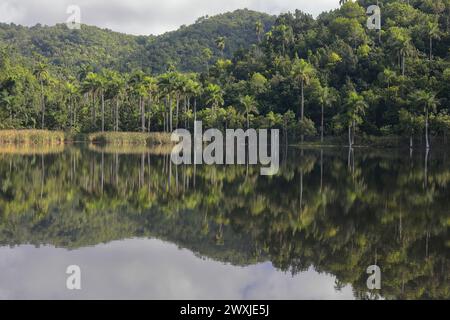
[0,145,448,300]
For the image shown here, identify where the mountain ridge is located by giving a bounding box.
[0,9,276,74]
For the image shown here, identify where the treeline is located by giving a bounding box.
[1,1,450,146]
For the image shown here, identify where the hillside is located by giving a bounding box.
[0,9,275,74]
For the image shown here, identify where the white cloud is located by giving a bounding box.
[0,0,340,35]
[0,239,354,300]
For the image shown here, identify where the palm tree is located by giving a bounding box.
[65,81,79,129]
[274,25,294,55]
[255,21,264,43]
[387,27,412,77]
[291,57,315,121]
[144,76,159,132]
[82,72,102,130]
[382,68,396,90]
[205,83,224,112]
[98,72,108,132]
[129,71,149,132]
[240,95,259,129]
[410,91,439,149]
[158,72,178,132]
[215,37,226,57]
[202,48,213,76]
[317,86,335,143]
[190,80,203,124]
[33,61,49,129]
[103,70,126,132]
[344,91,368,147]
[427,21,441,61]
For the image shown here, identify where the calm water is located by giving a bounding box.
[0,144,448,300]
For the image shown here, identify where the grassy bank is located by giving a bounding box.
[88,132,173,146]
[0,130,65,145]
[292,135,448,148]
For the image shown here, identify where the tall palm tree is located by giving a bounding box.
[98,72,108,132]
[291,57,315,121]
[82,72,102,130]
[427,21,440,61]
[410,90,439,149]
[344,91,368,147]
[65,81,79,129]
[103,70,126,132]
[202,48,213,77]
[158,72,178,132]
[144,76,159,132]
[33,61,49,129]
[129,71,149,132]
[317,86,335,143]
[240,95,259,129]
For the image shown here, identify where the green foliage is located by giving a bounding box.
[0,1,449,146]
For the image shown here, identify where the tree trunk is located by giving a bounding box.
[141,97,145,132]
[300,80,305,120]
[348,124,352,147]
[429,36,433,61]
[101,91,105,132]
[169,96,173,132]
[115,99,119,132]
[402,52,406,77]
[40,80,45,129]
[321,103,324,143]
[425,107,430,149]
[352,120,356,145]
[176,97,180,129]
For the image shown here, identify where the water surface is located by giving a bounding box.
[0,145,448,300]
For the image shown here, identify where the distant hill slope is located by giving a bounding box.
[0,9,275,74]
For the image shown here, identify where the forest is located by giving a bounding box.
[0,0,449,147]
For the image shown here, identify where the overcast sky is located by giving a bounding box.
[0,0,339,35]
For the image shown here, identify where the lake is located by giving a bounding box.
[0,144,448,300]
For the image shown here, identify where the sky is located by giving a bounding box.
[0,0,340,36]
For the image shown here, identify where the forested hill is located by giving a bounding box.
[0,9,275,74]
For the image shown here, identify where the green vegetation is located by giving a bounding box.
[0,1,449,147]
[88,132,173,146]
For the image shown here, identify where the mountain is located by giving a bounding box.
[0,9,275,74]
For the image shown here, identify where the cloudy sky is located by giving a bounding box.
[0,239,354,299]
[0,0,339,35]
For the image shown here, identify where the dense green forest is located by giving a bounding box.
[0,1,449,147]
[0,146,448,299]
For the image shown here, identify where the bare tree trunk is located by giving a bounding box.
[101,91,105,132]
[321,103,324,143]
[141,97,146,132]
[40,80,45,129]
[348,124,352,147]
[425,107,430,149]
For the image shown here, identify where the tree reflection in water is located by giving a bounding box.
[0,144,448,300]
